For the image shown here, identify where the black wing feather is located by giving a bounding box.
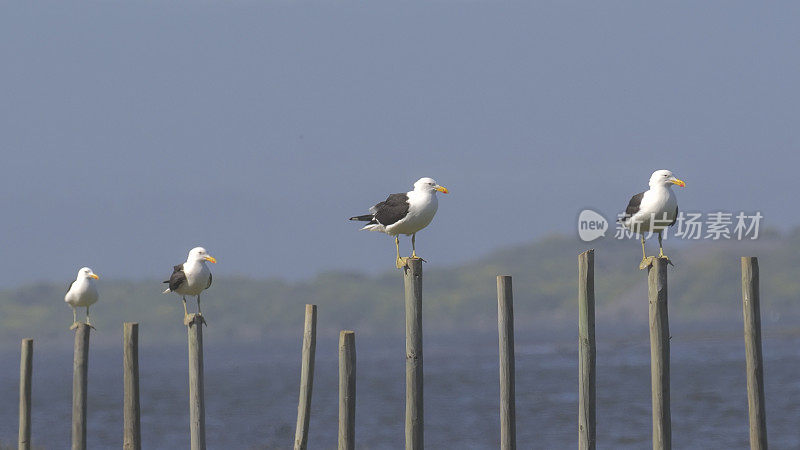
[207,272,212,289]
[669,205,678,227]
[163,264,187,291]
[620,192,645,221]
[373,193,410,226]
[67,280,74,294]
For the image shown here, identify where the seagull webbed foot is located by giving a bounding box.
[639,255,674,270]
[69,322,80,331]
[184,313,207,327]
[410,252,426,263]
[657,247,675,267]
[396,257,410,269]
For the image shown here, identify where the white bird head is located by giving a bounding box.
[188,247,217,264]
[649,170,686,189]
[77,267,99,280]
[413,177,449,194]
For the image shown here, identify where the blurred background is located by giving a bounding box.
[1,1,799,448]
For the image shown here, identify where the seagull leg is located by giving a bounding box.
[638,235,653,270]
[85,306,95,330]
[70,307,79,330]
[410,233,426,262]
[196,295,207,326]
[395,235,409,269]
[183,297,193,326]
[657,232,674,266]
[641,235,647,260]
[183,295,207,327]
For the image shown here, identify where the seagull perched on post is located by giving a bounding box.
[619,169,686,269]
[350,177,449,268]
[163,247,216,325]
[65,267,99,329]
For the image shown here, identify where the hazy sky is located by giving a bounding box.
[1,2,798,286]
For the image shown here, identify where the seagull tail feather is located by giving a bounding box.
[162,288,171,294]
[349,214,374,222]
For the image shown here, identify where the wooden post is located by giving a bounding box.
[578,250,596,450]
[403,258,424,450]
[72,323,91,450]
[648,258,671,450]
[19,338,33,450]
[187,315,206,450]
[742,257,768,449]
[338,330,356,450]
[294,304,318,450]
[123,323,142,450]
[497,276,516,450]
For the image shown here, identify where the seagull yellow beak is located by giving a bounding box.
[204,256,217,263]
[670,178,686,187]
[435,185,449,194]
[89,273,99,280]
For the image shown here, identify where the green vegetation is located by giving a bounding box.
[2,229,799,348]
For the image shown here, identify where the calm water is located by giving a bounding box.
[0,328,798,449]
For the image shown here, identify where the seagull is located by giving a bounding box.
[162,247,216,324]
[350,177,449,268]
[620,169,686,269]
[65,267,99,329]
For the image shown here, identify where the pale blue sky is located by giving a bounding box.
[1,2,798,286]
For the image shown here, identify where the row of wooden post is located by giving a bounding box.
[577,251,769,450]
[12,252,768,449]
[15,319,192,450]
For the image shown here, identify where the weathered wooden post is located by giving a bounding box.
[338,330,356,450]
[187,315,206,450]
[123,323,142,450]
[497,275,516,450]
[72,323,91,450]
[294,304,318,450]
[403,258,424,450]
[19,338,33,450]
[648,257,671,450]
[578,250,596,450]
[742,257,768,449]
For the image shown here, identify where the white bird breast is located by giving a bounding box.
[386,191,439,235]
[626,188,678,233]
[174,260,212,296]
[65,279,99,307]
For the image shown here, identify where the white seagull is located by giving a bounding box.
[350,177,449,268]
[163,247,216,324]
[620,169,686,269]
[65,267,100,329]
